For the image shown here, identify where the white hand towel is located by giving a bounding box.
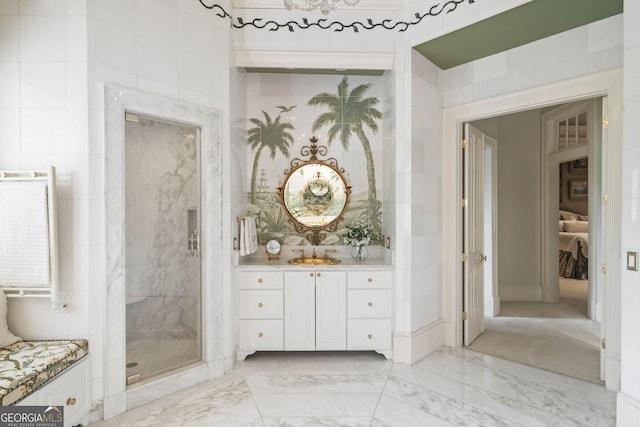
[239,216,258,256]
[0,181,51,287]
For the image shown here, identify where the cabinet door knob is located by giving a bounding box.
[368,302,373,307]
[258,302,263,308]
[317,272,321,277]
[368,278,373,283]
[258,278,263,283]
[66,397,76,406]
[258,332,264,338]
[367,334,372,339]
[309,272,314,277]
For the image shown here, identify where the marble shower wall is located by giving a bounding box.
[125,117,200,336]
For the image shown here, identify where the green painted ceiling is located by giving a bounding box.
[414,0,623,70]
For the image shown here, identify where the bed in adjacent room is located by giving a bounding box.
[559,210,589,280]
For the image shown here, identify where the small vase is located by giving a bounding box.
[351,244,368,262]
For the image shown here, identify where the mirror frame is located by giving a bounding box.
[278,137,351,245]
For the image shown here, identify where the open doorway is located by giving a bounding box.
[462,100,602,384]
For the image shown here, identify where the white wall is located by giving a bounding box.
[473,111,545,302]
[496,110,543,300]
[618,0,640,424]
[441,15,624,355]
[86,0,236,416]
[0,0,91,349]
[444,14,623,108]
[391,47,444,363]
[409,50,443,328]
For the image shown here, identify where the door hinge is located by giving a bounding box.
[602,263,607,275]
[602,116,609,129]
[601,338,607,349]
[462,311,468,321]
[461,253,468,263]
[602,193,608,204]
[125,112,139,123]
[461,198,468,208]
[462,138,468,149]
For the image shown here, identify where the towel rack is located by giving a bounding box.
[0,166,59,309]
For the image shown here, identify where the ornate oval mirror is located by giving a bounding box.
[279,137,351,244]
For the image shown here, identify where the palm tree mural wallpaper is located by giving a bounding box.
[246,110,295,204]
[246,75,383,246]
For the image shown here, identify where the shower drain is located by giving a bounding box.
[126,362,138,368]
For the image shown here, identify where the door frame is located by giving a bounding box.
[483,136,499,317]
[103,85,224,416]
[540,100,601,319]
[442,69,623,390]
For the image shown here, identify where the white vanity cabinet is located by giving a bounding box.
[237,267,392,360]
[284,271,347,351]
[347,271,393,358]
[237,272,284,360]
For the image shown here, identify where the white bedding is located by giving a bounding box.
[559,231,589,260]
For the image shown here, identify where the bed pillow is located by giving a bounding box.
[559,220,565,231]
[565,221,589,233]
[578,214,589,221]
[0,288,20,348]
[559,210,579,220]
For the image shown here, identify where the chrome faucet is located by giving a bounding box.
[311,248,317,259]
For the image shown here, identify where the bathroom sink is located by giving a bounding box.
[287,257,341,266]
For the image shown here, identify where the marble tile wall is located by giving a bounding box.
[442,14,623,108]
[0,1,91,341]
[620,0,640,423]
[87,0,237,413]
[124,117,200,335]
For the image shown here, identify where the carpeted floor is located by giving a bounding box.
[467,278,602,383]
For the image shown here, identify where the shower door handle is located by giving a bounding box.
[191,230,199,258]
[187,209,200,258]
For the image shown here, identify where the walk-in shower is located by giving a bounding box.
[124,113,202,384]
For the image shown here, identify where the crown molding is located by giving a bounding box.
[232,0,412,10]
[235,49,394,71]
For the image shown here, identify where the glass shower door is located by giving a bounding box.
[124,113,201,384]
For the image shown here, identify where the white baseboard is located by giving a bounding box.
[617,392,640,426]
[499,285,541,301]
[103,391,126,420]
[393,320,444,364]
[127,363,210,411]
[606,357,621,391]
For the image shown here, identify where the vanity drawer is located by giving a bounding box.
[347,271,392,289]
[239,320,284,350]
[347,289,391,318]
[239,290,283,319]
[239,271,283,289]
[347,319,391,350]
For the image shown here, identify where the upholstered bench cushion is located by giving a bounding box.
[0,339,88,405]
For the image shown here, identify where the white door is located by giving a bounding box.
[284,272,316,350]
[463,124,487,345]
[315,271,347,350]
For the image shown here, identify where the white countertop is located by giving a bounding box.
[237,257,393,271]
[236,245,394,271]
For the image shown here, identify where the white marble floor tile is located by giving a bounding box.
[389,364,581,427]
[245,373,388,394]
[412,347,615,427]
[252,393,380,418]
[91,348,617,427]
[238,351,393,376]
[372,395,456,427]
[246,416,373,426]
